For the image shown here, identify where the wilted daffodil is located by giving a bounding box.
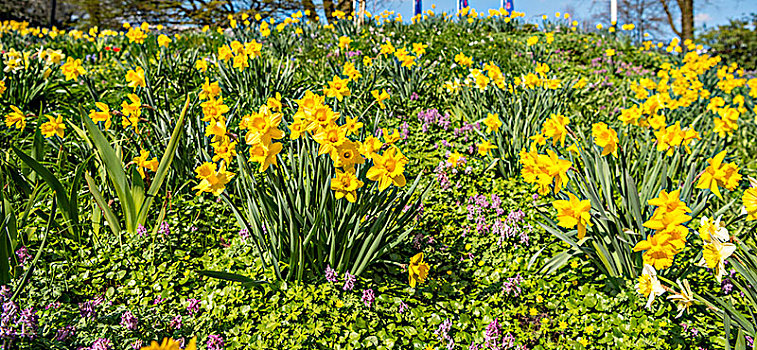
[408,252,430,288]
[552,192,592,239]
[696,150,741,199]
[40,115,66,138]
[667,279,694,318]
[636,264,665,309]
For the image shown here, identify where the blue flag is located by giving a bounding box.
[414,0,422,16]
[504,0,513,12]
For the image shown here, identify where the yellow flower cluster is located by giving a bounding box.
[218,40,262,72]
[620,51,754,144]
[193,79,236,196]
[633,189,691,270]
[530,114,569,147]
[519,146,571,195]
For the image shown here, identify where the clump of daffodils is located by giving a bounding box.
[632,189,691,270]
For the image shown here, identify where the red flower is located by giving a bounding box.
[113,47,121,52]
[104,46,111,51]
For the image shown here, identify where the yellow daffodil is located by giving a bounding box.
[552,193,592,239]
[744,186,757,221]
[195,59,208,72]
[133,150,159,178]
[157,34,171,47]
[698,238,736,283]
[367,146,407,191]
[121,94,142,132]
[633,233,677,270]
[408,252,430,288]
[140,337,196,350]
[192,162,235,196]
[89,102,112,129]
[696,150,741,199]
[591,122,619,157]
[324,76,351,101]
[330,169,364,202]
[61,57,85,81]
[477,140,497,156]
[371,89,389,109]
[40,115,66,138]
[125,66,146,90]
[248,141,283,172]
[483,113,502,133]
[4,105,26,130]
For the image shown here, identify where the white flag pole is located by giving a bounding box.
[610,0,617,25]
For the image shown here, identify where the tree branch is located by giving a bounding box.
[658,0,682,37]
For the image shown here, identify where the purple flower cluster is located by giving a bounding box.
[343,271,356,291]
[325,265,338,283]
[346,50,362,58]
[79,300,97,320]
[120,310,138,331]
[89,337,112,350]
[434,318,455,350]
[239,228,249,241]
[398,301,410,314]
[469,318,518,350]
[16,246,31,265]
[465,194,530,247]
[158,221,171,236]
[55,325,75,341]
[417,108,451,132]
[136,224,147,236]
[361,289,375,308]
[502,274,524,296]
[207,334,225,350]
[186,298,201,316]
[170,315,183,329]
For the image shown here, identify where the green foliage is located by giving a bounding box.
[701,14,757,72]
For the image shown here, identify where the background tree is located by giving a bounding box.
[700,13,757,71]
[591,0,672,41]
[659,0,695,42]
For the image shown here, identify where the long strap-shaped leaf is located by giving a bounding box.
[84,114,136,232]
[136,96,191,227]
[11,146,79,234]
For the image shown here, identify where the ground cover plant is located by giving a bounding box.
[1,5,757,350]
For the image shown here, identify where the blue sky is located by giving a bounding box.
[371,0,757,32]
